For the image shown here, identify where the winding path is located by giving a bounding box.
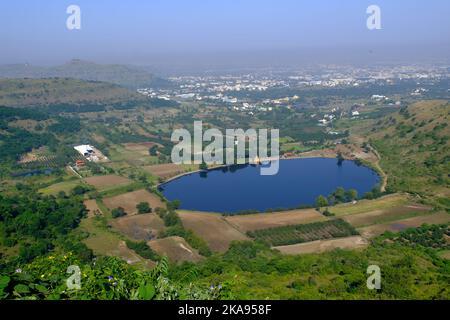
[366,143,387,192]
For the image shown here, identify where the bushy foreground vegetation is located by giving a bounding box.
[125,240,161,261]
[1,223,449,300]
[0,254,220,300]
[169,231,450,300]
[0,192,89,264]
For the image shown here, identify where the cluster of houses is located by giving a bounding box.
[137,88,172,101]
[371,94,389,102]
[232,103,273,115]
[410,88,428,96]
[317,113,337,126]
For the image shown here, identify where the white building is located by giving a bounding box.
[74,145,94,157]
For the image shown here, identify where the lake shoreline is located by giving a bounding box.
[158,151,352,187]
[158,157,381,214]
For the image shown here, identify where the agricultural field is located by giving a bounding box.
[147,236,203,263]
[226,209,326,233]
[358,212,450,238]
[78,215,156,269]
[178,211,249,252]
[328,193,412,216]
[341,203,432,228]
[83,199,103,218]
[102,189,165,215]
[274,236,368,255]
[248,219,359,246]
[143,163,198,180]
[123,142,162,155]
[107,143,159,166]
[79,217,123,256]
[38,178,83,195]
[109,213,165,241]
[18,146,52,164]
[381,223,450,249]
[84,174,132,191]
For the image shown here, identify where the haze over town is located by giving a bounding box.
[1,0,449,70]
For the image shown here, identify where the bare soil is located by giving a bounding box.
[109,213,165,241]
[274,236,368,255]
[178,211,249,252]
[84,175,131,190]
[226,209,326,233]
[147,236,203,263]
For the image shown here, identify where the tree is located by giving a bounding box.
[112,207,127,218]
[57,191,67,199]
[199,162,208,171]
[71,185,89,196]
[364,191,374,200]
[346,189,358,201]
[167,200,181,211]
[163,210,180,227]
[334,187,346,202]
[136,202,151,214]
[337,151,344,166]
[315,195,329,208]
[323,208,334,217]
[149,145,158,156]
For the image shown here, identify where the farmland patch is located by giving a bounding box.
[226,209,326,233]
[109,213,165,241]
[103,189,165,216]
[358,212,450,238]
[329,193,410,216]
[274,236,368,255]
[84,174,131,190]
[143,163,198,180]
[84,199,103,218]
[248,219,359,246]
[178,211,248,252]
[147,236,203,263]
[342,204,431,227]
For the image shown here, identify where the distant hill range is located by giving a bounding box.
[0,60,172,89]
[0,78,145,107]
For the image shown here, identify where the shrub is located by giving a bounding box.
[111,207,127,218]
[136,202,151,214]
[125,240,160,261]
[71,185,90,196]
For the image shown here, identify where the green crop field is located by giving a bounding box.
[247,219,359,246]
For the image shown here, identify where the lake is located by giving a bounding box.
[159,158,380,214]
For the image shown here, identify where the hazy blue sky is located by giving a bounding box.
[1,0,449,67]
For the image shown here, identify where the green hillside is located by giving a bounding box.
[366,100,449,205]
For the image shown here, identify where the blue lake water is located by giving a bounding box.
[159,158,380,214]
